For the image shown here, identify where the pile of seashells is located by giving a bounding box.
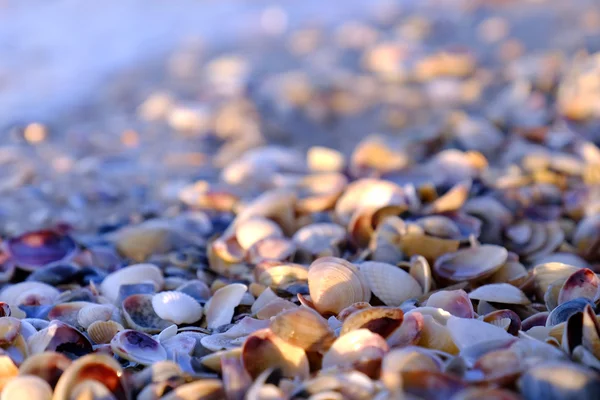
[1,137,600,399]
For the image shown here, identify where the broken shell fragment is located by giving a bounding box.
[469,283,531,305]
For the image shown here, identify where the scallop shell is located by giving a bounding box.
[322,329,389,370]
[87,320,124,344]
[100,263,164,304]
[111,329,167,366]
[308,257,371,315]
[122,294,171,333]
[241,328,309,379]
[205,283,247,329]
[77,304,115,330]
[434,245,508,282]
[151,291,203,325]
[359,261,422,306]
[1,375,53,400]
[469,283,531,305]
[270,307,336,352]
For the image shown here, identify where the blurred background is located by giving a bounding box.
[0,0,599,235]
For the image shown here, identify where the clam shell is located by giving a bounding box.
[434,245,508,281]
[532,262,581,300]
[307,146,345,172]
[200,317,269,352]
[152,291,203,325]
[246,237,296,264]
[423,180,471,214]
[255,262,308,289]
[292,223,347,258]
[489,261,528,286]
[322,329,389,370]
[270,306,335,352]
[111,329,167,366]
[359,261,422,306]
[407,309,458,354]
[483,310,522,336]
[469,283,531,305]
[27,321,92,358]
[87,320,124,344]
[409,255,433,294]
[18,352,72,388]
[48,302,93,328]
[0,282,60,306]
[386,311,424,348]
[6,230,76,271]
[582,304,600,359]
[0,317,20,345]
[241,328,309,379]
[547,298,594,327]
[558,268,600,305]
[446,316,512,351]
[161,379,225,400]
[0,355,18,391]
[122,294,171,333]
[426,289,474,318]
[519,362,600,400]
[100,263,164,304]
[53,353,128,400]
[235,217,283,251]
[308,257,371,315]
[1,374,53,400]
[205,283,247,330]
[221,354,252,400]
[161,333,197,359]
[340,306,404,339]
[200,348,242,373]
[234,189,297,236]
[255,298,297,320]
[77,304,115,330]
[294,173,348,214]
[400,232,460,263]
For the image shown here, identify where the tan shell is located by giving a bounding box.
[308,257,371,315]
[255,298,297,320]
[340,307,404,339]
[532,262,580,300]
[270,306,336,352]
[582,304,600,359]
[255,262,308,289]
[241,328,309,379]
[205,283,248,330]
[235,217,283,251]
[407,308,458,354]
[0,355,18,391]
[87,320,125,344]
[409,255,433,294]
[234,189,297,236]
[0,317,20,345]
[468,283,531,305]
[77,304,115,330]
[386,311,424,348]
[246,237,296,265]
[307,146,346,173]
[359,261,422,306]
[423,180,471,214]
[399,232,460,263]
[322,329,389,370]
[1,374,52,400]
[100,263,164,304]
[161,379,224,400]
[201,348,242,373]
[425,290,475,318]
[489,261,528,286]
[433,245,508,281]
[295,173,348,214]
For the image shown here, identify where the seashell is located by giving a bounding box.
[117,283,156,305]
[433,245,508,282]
[415,215,462,239]
[6,230,76,271]
[546,297,594,327]
[161,333,197,359]
[0,281,60,306]
[200,317,268,352]
[200,348,242,373]
[108,220,184,262]
[111,329,167,365]
[25,263,80,286]
[386,311,424,348]
[255,262,308,289]
[27,321,92,358]
[349,135,411,177]
[308,257,371,315]
[348,204,407,248]
[122,294,172,333]
[250,287,280,315]
[294,173,348,214]
[152,291,203,325]
[76,304,115,330]
[519,362,600,400]
[407,309,458,354]
[532,262,581,300]
[18,352,72,388]
[270,307,335,352]
[47,302,94,328]
[463,196,513,245]
[423,180,471,214]
[483,310,522,336]
[426,290,474,318]
[307,146,345,173]
[322,329,389,371]
[178,180,239,212]
[573,214,600,261]
[561,312,582,354]
[100,263,164,304]
[400,231,461,263]
[0,355,18,391]
[53,353,128,400]
[469,283,531,305]
[573,345,600,370]
[334,179,407,226]
[234,217,283,251]
[450,387,521,400]
[176,280,212,303]
[246,237,296,265]
[161,379,224,400]
[401,370,467,400]
[582,304,600,359]
[489,261,528,286]
[293,223,347,259]
[446,316,512,352]
[359,261,422,306]
[409,255,433,294]
[0,317,20,345]
[222,354,251,400]
[339,307,404,340]
[205,283,247,329]
[255,298,297,320]
[234,189,297,236]
[0,303,10,318]
[68,380,119,400]
[87,320,124,344]
[381,347,442,388]
[558,268,599,305]
[241,328,309,379]
[1,374,53,400]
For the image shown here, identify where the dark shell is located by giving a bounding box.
[26,263,80,285]
[546,297,594,327]
[121,294,171,333]
[6,230,77,271]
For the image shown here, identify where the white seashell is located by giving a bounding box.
[205,283,247,329]
[161,333,197,359]
[100,263,164,303]
[1,375,53,400]
[0,282,60,306]
[446,316,512,351]
[77,304,116,329]
[359,261,422,306]
[200,317,271,352]
[157,324,178,342]
[152,291,203,325]
[468,283,531,305]
[250,287,279,315]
